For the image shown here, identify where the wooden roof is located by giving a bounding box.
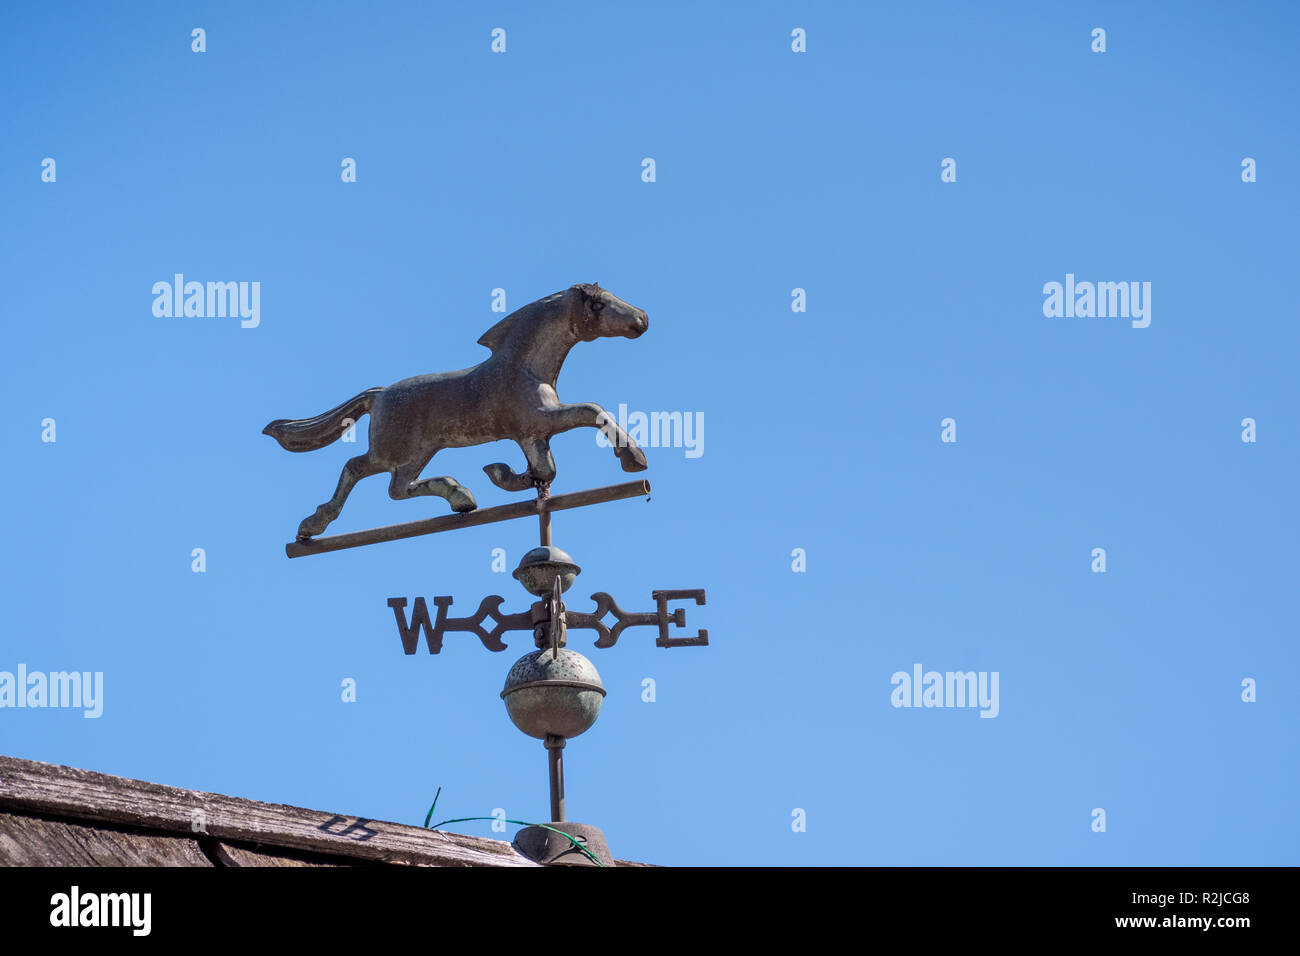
[0,755,647,867]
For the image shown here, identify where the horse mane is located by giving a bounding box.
[476,289,583,352]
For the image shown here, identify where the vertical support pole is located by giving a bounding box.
[537,484,552,547]
[545,734,566,822]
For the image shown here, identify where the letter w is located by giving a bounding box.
[387,597,442,654]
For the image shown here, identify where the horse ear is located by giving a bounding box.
[477,313,514,352]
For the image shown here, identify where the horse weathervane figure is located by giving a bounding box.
[263,282,649,541]
[263,282,707,866]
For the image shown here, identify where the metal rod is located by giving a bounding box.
[285,479,650,558]
[538,483,552,547]
[545,734,566,822]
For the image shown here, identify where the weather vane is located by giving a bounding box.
[263,283,708,865]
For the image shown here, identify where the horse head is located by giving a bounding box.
[477,283,648,355]
[571,283,649,342]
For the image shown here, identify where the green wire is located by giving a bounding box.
[423,786,442,829]
[426,812,607,867]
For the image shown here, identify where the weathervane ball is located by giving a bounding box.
[501,648,605,740]
[513,545,581,595]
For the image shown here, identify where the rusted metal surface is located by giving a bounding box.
[545,574,565,656]
[387,596,531,653]
[264,284,651,541]
[512,546,580,597]
[545,737,566,823]
[286,479,649,557]
[514,821,613,867]
[500,649,606,741]
[537,482,553,546]
[651,590,710,647]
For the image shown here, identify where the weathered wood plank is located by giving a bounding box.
[0,755,537,867]
[0,810,215,867]
[207,840,341,867]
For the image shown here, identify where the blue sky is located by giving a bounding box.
[1,1,1296,865]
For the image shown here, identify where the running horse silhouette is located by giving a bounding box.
[264,283,649,540]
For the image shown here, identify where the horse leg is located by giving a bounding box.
[547,403,648,472]
[388,456,478,513]
[298,453,381,539]
[484,438,556,492]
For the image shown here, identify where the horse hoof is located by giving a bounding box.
[297,512,329,539]
[483,462,531,492]
[620,447,648,472]
[448,487,478,513]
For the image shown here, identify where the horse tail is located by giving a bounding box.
[262,387,383,452]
